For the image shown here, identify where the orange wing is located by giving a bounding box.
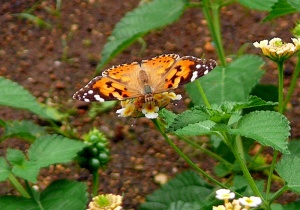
[141,54,217,94]
[73,62,143,102]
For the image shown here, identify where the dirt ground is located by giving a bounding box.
[0,0,300,209]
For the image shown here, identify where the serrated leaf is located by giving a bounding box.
[0,180,87,210]
[233,95,277,111]
[264,0,298,21]
[6,148,26,165]
[186,55,264,106]
[288,0,300,9]
[12,161,40,183]
[28,135,85,167]
[97,0,187,71]
[174,120,216,136]
[159,109,176,128]
[238,0,277,11]
[229,111,290,153]
[277,155,300,193]
[40,180,87,210]
[0,158,10,181]
[140,171,213,210]
[0,120,46,142]
[0,77,62,120]
[167,200,202,210]
[167,107,210,132]
[0,196,37,210]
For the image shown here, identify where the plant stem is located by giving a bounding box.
[92,170,99,197]
[179,135,233,169]
[8,173,30,198]
[283,53,300,108]
[202,0,226,66]
[152,119,227,188]
[266,61,284,200]
[269,185,289,204]
[195,80,211,108]
[226,133,268,208]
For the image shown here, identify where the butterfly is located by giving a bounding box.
[73,54,217,103]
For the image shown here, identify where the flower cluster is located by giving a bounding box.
[116,92,182,119]
[87,194,123,210]
[253,37,300,62]
[213,189,262,210]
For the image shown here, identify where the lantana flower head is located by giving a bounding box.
[253,37,300,62]
[87,193,123,210]
[116,92,182,119]
[238,196,262,208]
[215,189,235,201]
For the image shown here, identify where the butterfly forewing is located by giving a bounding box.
[73,62,143,102]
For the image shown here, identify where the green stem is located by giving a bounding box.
[283,53,300,108]
[8,173,30,198]
[277,61,284,114]
[195,80,211,108]
[92,170,99,196]
[269,185,289,204]
[202,0,227,66]
[179,135,233,169]
[227,134,268,207]
[152,119,227,188]
[266,61,284,200]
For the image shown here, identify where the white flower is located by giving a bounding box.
[142,102,159,119]
[254,37,300,62]
[215,189,235,200]
[238,196,262,207]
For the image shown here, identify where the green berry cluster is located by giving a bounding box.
[77,128,110,172]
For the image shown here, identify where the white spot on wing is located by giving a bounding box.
[196,64,201,69]
[204,69,209,75]
[191,71,198,82]
[88,90,93,94]
[94,94,105,102]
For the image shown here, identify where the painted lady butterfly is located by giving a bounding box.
[73,54,217,103]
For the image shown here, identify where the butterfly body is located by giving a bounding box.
[73,54,217,103]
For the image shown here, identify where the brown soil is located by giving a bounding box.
[1,0,300,209]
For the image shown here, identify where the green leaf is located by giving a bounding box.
[0,158,10,181]
[277,155,300,193]
[6,148,26,165]
[12,161,40,183]
[28,135,85,167]
[174,120,216,136]
[167,107,210,132]
[264,0,298,21]
[97,0,187,71]
[6,135,84,182]
[0,180,87,210]
[6,149,40,182]
[0,77,62,120]
[40,180,88,210]
[238,0,277,11]
[0,120,46,142]
[229,111,290,153]
[140,171,213,210]
[166,201,202,210]
[159,109,177,128]
[186,55,264,106]
[288,0,300,9]
[233,95,277,111]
